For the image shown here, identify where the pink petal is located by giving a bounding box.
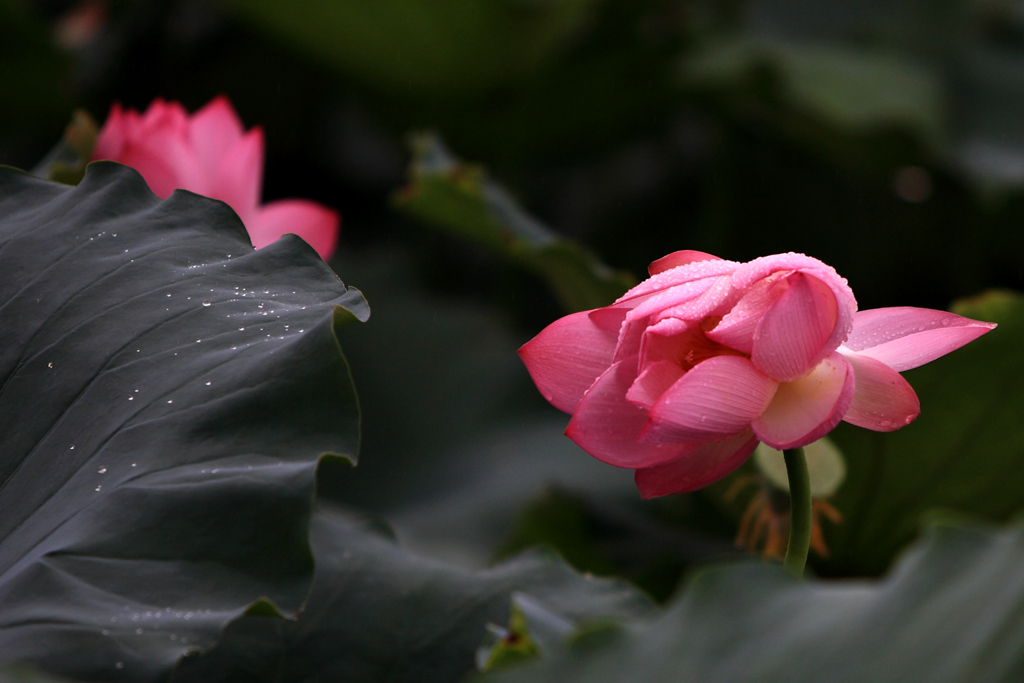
[211,127,265,218]
[843,307,997,372]
[840,351,920,431]
[94,99,200,199]
[112,144,187,199]
[519,310,621,414]
[751,272,840,382]
[588,305,630,334]
[613,310,650,364]
[705,277,780,354]
[752,352,854,450]
[140,98,187,133]
[734,253,857,370]
[133,102,201,193]
[638,317,689,367]
[247,199,340,260]
[627,277,719,321]
[643,355,778,443]
[639,316,745,373]
[648,250,723,275]
[654,275,738,322]
[731,253,855,303]
[615,258,738,305]
[626,359,686,410]
[634,431,759,498]
[614,275,736,365]
[566,359,691,468]
[189,95,247,173]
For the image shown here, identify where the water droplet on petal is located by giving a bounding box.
[202,301,211,307]
[47,362,54,369]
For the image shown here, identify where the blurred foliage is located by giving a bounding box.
[813,289,1024,575]
[31,107,97,184]
[223,0,598,94]
[495,487,739,602]
[0,0,71,155]
[393,132,635,312]
[171,504,653,682]
[479,519,1024,683]
[476,598,547,673]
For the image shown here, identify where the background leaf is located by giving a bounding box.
[478,519,1024,683]
[816,290,1024,575]
[0,162,366,680]
[393,133,635,313]
[222,0,596,94]
[682,38,945,149]
[171,502,653,681]
[318,244,641,568]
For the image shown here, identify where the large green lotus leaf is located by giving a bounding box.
[171,502,653,681]
[811,290,1024,575]
[479,519,1024,682]
[0,162,367,679]
[221,0,594,93]
[392,133,635,313]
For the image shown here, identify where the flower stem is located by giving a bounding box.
[782,447,811,577]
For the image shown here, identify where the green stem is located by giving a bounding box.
[783,447,811,577]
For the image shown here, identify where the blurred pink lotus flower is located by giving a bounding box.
[520,250,996,499]
[91,96,339,260]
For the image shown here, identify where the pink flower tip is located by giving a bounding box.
[91,95,341,260]
[519,249,996,498]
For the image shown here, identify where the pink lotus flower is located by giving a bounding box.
[520,250,996,499]
[91,96,339,260]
